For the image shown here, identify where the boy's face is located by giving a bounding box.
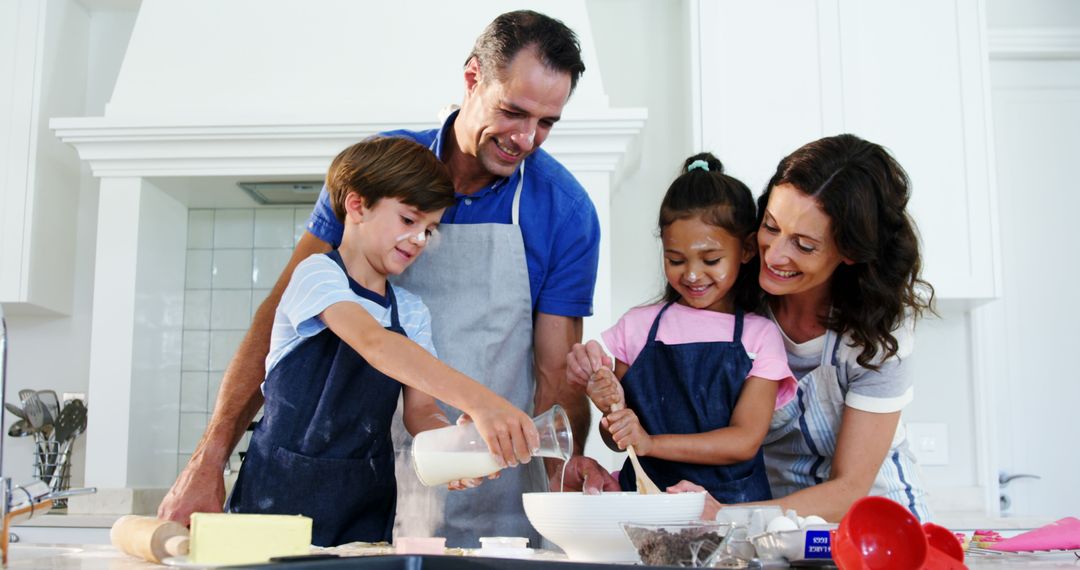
[353,195,445,276]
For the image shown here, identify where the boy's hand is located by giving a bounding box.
[587,367,624,413]
[468,398,540,469]
[566,340,612,387]
[447,471,500,491]
[603,407,653,455]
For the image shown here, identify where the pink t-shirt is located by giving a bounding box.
[601,303,797,409]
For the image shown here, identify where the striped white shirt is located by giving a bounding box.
[265,253,437,376]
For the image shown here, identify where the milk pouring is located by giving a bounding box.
[412,405,573,486]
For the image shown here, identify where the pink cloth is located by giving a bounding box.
[989,517,1080,552]
[601,303,796,409]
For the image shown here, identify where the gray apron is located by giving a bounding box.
[390,163,546,547]
[763,324,931,521]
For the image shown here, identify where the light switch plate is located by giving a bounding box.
[906,422,949,465]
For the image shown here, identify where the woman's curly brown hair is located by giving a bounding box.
[757,134,935,369]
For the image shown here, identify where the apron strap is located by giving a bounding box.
[733,309,745,343]
[323,250,398,325]
[646,301,678,343]
[385,283,400,330]
[511,162,525,226]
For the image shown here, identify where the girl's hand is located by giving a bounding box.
[667,480,724,520]
[603,407,653,455]
[587,367,624,413]
[467,397,541,469]
[566,340,612,387]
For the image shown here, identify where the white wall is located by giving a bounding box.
[586,0,691,319]
[3,8,136,484]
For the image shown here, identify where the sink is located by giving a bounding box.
[7,544,83,560]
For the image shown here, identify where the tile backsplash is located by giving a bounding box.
[178,207,310,475]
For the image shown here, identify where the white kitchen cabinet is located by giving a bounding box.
[0,0,88,315]
[691,0,999,301]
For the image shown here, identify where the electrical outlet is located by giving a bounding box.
[905,422,949,466]
[61,392,86,408]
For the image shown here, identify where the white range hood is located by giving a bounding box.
[52,0,645,499]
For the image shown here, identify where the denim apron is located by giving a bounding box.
[763,324,931,521]
[227,250,404,546]
[390,162,544,547]
[618,302,773,504]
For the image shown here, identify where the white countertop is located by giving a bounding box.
[4,544,1078,569]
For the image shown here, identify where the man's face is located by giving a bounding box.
[457,48,572,178]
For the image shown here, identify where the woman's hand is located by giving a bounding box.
[668,480,724,520]
[566,340,612,387]
[603,407,653,455]
[587,367,624,413]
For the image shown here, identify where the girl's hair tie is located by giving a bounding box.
[687,159,710,173]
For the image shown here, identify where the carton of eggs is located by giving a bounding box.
[714,507,838,563]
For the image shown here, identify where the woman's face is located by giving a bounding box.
[757,183,849,298]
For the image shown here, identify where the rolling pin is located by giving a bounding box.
[110,515,190,564]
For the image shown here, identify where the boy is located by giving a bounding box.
[226,137,539,546]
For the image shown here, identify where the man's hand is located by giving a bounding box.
[157,459,226,525]
[602,407,653,455]
[551,456,620,494]
[586,367,623,413]
[566,340,612,387]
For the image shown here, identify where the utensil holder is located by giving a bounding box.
[32,440,71,508]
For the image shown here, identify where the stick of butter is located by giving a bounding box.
[189,513,312,565]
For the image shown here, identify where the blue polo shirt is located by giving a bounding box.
[306,112,600,318]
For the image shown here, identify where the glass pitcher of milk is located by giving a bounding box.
[412,405,573,486]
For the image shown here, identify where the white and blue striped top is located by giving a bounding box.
[265,253,437,377]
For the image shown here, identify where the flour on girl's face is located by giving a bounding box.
[661,217,749,313]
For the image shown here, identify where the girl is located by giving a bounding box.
[581,153,796,503]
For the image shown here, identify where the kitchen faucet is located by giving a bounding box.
[0,305,95,564]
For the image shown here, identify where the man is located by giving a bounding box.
[159,10,598,547]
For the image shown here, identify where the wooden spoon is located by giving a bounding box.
[609,401,662,495]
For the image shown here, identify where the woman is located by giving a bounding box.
[567,134,934,522]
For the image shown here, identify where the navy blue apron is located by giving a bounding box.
[227,250,404,546]
[618,302,773,504]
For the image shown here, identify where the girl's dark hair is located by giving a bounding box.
[326,137,455,222]
[658,152,761,313]
[757,134,935,369]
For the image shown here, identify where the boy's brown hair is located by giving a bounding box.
[325,137,455,221]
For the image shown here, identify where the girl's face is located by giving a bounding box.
[352,194,444,276]
[662,216,754,313]
[757,183,850,298]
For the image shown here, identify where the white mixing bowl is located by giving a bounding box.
[522,491,706,563]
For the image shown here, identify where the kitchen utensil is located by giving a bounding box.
[36,389,61,425]
[608,401,661,495]
[110,515,190,564]
[411,404,573,486]
[19,391,46,430]
[7,418,32,437]
[832,496,965,570]
[49,399,87,493]
[5,402,27,420]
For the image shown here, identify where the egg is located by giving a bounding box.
[766,515,799,533]
[803,515,828,527]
